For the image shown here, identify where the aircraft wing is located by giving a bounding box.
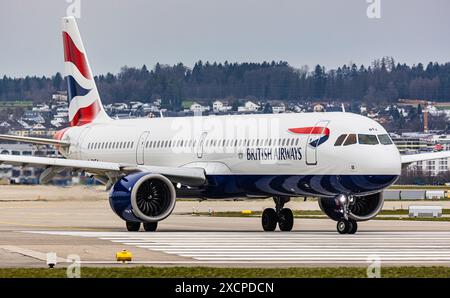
[0,155,206,187]
[401,151,450,165]
[0,134,70,147]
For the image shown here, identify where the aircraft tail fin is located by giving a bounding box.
[62,17,109,126]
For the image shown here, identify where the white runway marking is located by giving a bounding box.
[23,231,450,264]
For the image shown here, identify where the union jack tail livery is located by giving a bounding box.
[62,17,109,126]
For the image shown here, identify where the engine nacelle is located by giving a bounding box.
[319,192,384,221]
[109,172,176,222]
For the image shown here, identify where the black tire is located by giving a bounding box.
[337,220,350,234]
[143,222,158,232]
[262,208,277,231]
[278,208,294,231]
[348,219,358,234]
[126,221,141,232]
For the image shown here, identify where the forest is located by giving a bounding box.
[1,57,450,110]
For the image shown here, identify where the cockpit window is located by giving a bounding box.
[358,134,379,145]
[378,134,393,145]
[334,134,347,146]
[343,134,357,146]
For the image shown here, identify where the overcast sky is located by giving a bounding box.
[1,0,449,77]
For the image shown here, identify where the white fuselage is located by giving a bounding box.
[59,112,401,198]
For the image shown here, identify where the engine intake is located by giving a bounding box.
[319,192,384,221]
[109,172,176,222]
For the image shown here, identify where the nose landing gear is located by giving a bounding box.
[261,197,294,232]
[337,219,358,234]
[335,194,358,234]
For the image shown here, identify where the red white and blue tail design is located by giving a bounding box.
[62,17,109,126]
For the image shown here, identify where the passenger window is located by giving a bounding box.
[334,134,347,146]
[295,138,299,146]
[358,134,379,145]
[378,134,393,145]
[343,134,357,146]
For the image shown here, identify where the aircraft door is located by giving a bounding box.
[136,131,150,165]
[196,132,207,159]
[305,120,330,165]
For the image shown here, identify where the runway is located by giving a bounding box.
[22,230,450,265]
[1,198,450,267]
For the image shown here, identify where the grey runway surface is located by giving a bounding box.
[24,230,450,265]
[1,200,450,267]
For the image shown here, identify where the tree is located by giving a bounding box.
[53,72,63,90]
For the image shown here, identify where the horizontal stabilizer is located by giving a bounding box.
[0,134,70,147]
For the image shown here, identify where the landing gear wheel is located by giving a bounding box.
[337,220,350,234]
[143,222,158,232]
[262,208,277,231]
[348,219,358,234]
[278,208,294,231]
[126,221,141,232]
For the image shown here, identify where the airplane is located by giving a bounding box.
[1,16,449,234]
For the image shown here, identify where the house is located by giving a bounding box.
[212,100,230,113]
[22,111,46,124]
[0,121,11,129]
[190,102,209,113]
[238,101,260,113]
[52,91,68,103]
[212,100,224,113]
[272,104,286,114]
[313,104,325,112]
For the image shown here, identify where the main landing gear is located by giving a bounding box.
[262,197,294,232]
[125,221,158,232]
[335,194,358,234]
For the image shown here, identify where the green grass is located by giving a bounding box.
[0,266,449,278]
[389,185,450,191]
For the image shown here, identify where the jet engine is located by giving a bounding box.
[318,192,384,221]
[109,172,176,222]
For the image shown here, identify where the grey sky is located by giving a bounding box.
[1,0,449,77]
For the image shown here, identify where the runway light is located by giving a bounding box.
[46,252,57,268]
[116,249,133,263]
